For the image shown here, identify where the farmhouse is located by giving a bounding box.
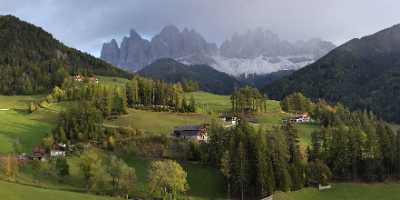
[173,124,209,142]
[283,113,311,124]
[293,113,311,123]
[50,143,66,158]
[220,113,239,126]
[31,147,46,161]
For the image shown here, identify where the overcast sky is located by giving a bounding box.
[2,0,400,57]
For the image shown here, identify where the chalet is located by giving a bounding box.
[283,113,311,124]
[173,124,209,142]
[293,113,311,123]
[220,113,239,126]
[50,143,66,158]
[31,147,46,161]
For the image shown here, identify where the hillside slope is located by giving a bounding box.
[0,15,131,95]
[0,180,116,200]
[137,58,241,94]
[265,24,400,122]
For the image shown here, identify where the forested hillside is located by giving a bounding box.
[137,58,241,94]
[265,24,400,122]
[0,15,131,95]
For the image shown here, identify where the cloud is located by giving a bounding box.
[2,0,400,56]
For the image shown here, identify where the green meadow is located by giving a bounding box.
[0,95,57,153]
[97,75,130,87]
[104,109,211,135]
[274,183,400,200]
[0,180,118,200]
[123,156,226,200]
[185,91,232,114]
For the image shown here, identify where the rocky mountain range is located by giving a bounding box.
[101,25,335,75]
[101,25,217,72]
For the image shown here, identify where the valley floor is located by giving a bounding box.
[3,88,394,200]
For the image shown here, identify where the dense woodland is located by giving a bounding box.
[309,101,400,182]
[201,120,307,199]
[0,15,130,95]
[196,95,400,199]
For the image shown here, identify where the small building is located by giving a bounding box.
[31,147,46,161]
[50,150,66,157]
[50,143,67,158]
[173,124,209,142]
[220,113,239,126]
[293,113,311,123]
[283,113,311,124]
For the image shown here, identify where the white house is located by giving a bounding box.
[220,113,239,127]
[50,150,66,157]
[173,124,209,142]
[50,143,67,158]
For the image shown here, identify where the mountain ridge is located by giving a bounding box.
[137,58,241,94]
[101,26,335,75]
[101,25,217,72]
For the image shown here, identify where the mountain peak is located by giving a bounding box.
[129,29,142,40]
[110,39,118,47]
[160,25,180,35]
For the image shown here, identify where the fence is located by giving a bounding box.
[261,195,273,200]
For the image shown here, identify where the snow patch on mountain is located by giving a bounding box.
[211,55,315,76]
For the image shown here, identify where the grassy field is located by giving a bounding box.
[97,76,130,87]
[0,95,57,153]
[105,109,211,135]
[124,156,226,199]
[274,183,400,200]
[0,180,118,200]
[185,91,232,114]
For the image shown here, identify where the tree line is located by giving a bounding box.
[231,86,267,113]
[280,92,313,113]
[126,76,195,113]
